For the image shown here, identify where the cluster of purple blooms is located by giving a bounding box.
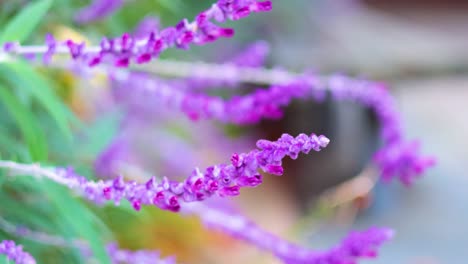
[0,240,36,264]
[188,203,393,264]
[4,0,272,67]
[0,0,435,263]
[66,133,330,211]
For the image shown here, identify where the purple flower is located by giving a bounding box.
[184,203,393,264]
[281,227,394,264]
[66,40,85,59]
[3,42,17,52]
[43,33,56,64]
[112,72,311,124]
[0,133,328,211]
[4,1,272,67]
[0,240,36,264]
[96,132,325,210]
[374,140,436,185]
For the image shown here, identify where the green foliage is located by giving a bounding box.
[0,61,115,262]
[37,181,112,263]
[0,85,48,161]
[0,175,112,263]
[0,62,74,142]
[0,0,53,43]
[0,1,117,262]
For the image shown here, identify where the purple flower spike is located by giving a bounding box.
[0,240,36,264]
[3,1,272,67]
[279,227,394,264]
[0,133,328,212]
[185,203,393,264]
[113,73,311,125]
[87,132,326,210]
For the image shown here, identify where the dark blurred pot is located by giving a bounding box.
[259,98,379,210]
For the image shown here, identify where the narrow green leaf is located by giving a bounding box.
[0,62,73,142]
[38,181,112,264]
[0,0,53,43]
[0,85,47,161]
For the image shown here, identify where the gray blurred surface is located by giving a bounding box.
[337,77,468,264]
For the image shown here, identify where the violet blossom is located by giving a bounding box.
[110,72,311,124]
[0,240,36,264]
[0,133,329,212]
[184,203,393,264]
[2,0,272,67]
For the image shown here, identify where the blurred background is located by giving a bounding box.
[0,0,467,263]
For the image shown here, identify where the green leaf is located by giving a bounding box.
[0,0,53,43]
[0,61,74,142]
[0,175,111,263]
[0,85,47,161]
[0,126,26,159]
[37,181,112,264]
[152,0,182,14]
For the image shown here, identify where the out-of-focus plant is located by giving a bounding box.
[0,0,434,263]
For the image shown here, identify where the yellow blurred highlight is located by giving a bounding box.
[48,26,110,121]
